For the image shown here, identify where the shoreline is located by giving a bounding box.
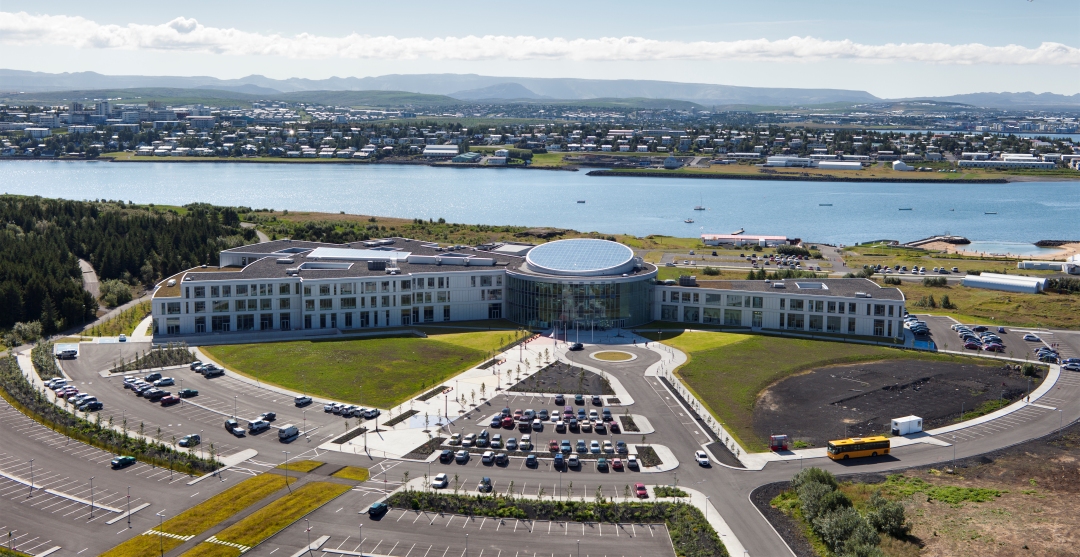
[587,169,1011,184]
[8,158,1080,182]
[918,240,1080,260]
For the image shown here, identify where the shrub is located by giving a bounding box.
[797,481,835,523]
[882,276,901,285]
[791,467,838,491]
[775,245,811,257]
[922,277,947,287]
[865,492,909,537]
[702,266,720,276]
[814,507,879,554]
[940,294,956,309]
[99,279,133,308]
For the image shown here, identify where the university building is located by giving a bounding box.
[151,238,905,341]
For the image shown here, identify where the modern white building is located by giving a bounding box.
[422,145,459,157]
[962,273,1047,293]
[150,238,905,342]
[958,159,1056,170]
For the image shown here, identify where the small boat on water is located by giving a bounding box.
[819,203,833,206]
[684,218,695,223]
[693,205,706,211]
[576,200,585,203]
[899,208,913,211]
[985,212,997,215]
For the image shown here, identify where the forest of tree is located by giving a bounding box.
[0,195,252,334]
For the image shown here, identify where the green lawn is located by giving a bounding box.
[641,331,985,452]
[203,333,495,408]
[85,301,151,337]
[275,460,324,473]
[886,280,1080,331]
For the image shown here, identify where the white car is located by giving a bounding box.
[1023,334,1041,342]
[432,473,448,489]
[602,440,614,453]
[520,435,532,451]
[481,451,494,464]
[695,450,711,466]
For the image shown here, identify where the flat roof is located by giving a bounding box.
[688,278,904,301]
[306,247,411,261]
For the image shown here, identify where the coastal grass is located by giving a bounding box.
[160,474,295,537]
[410,329,519,352]
[639,331,987,451]
[888,280,1080,330]
[276,460,325,473]
[214,482,351,548]
[85,301,151,337]
[178,543,241,557]
[100,535,185,557]
[331,466,371,482]
[202,335,489,409]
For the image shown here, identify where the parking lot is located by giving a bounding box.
[57,343,365,459]
[246,488,675,557]
[0,389,240,556]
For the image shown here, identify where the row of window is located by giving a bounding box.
[662,291,898,318]
[659,305,898,337]
[185,274,503,300]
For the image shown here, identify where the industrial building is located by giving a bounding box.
[961,273,1047,293]
[701,234,791,247]
[150,238,904,342]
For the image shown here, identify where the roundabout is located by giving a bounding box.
[589,350,638,362]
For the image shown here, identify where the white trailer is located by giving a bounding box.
[891,416,923,436]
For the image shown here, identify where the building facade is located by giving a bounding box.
[151,238,905,341]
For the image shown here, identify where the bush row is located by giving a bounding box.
[0,354,219,474]
[788,468,909,557]
[30,342,63,380]
[387,491,728,557]
[110,342,195,372]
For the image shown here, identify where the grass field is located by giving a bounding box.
[214,482,351,547]
[276,460,324,473]
[888,280,1080,330]
[641,331,982,451]
[331,466,371,482]
[592,351,633,361]
[202,333,495,408]
[159,473,293,536]
[85,301,151,337]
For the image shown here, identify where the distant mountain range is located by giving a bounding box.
[1,69,1077,109]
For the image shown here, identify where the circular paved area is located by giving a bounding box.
[590,350,637,362]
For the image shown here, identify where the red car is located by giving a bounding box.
[513,409,524,420]
[982,344,1004,352]
[549,440,559,452]
[159,395,181,406]
[635,483,648,498]
[501,416,514,428]
[964,341,982,350]
[612,458,623,470]
[610,421,621,434]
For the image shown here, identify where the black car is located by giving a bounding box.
[144,372,162,382]
[569,343,584,351]
[368,502,388,518]
[439,449,453,463]
[259,412,277,422]
[592,395,602,406]
[554,394,565,405]
[225,418,239,432]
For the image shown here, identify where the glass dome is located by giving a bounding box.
[525,239,636,277]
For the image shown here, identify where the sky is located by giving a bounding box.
[1,0,1078,98]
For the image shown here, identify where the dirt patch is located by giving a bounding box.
[635,445,662,467]
[753,359,1040,447]
[508,361,614,395]
[402,437,445,460]
[620,414,639,432]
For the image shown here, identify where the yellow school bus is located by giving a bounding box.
[826,436,890,460]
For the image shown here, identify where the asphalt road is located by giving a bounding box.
[246,487,675,557]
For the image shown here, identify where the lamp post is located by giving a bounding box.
[304,410,308,441]
[283,451,292,493]
[465,533,469,557]
[951,434,956,471]
[577,539,580,557]
[233,395,237,419]
[89,476,95,518]
[706,496,710,522]
[157,511,165,556]
[27,459,33,498]
[305,518,312,556]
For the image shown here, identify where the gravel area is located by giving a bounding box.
[509,361,614,395]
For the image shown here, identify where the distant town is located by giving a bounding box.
[1,98,1077,174]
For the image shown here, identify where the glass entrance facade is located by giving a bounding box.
[506,275,653,329]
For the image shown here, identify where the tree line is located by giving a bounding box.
[0,195,251,336]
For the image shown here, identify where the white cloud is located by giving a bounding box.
[1,11,1077,65]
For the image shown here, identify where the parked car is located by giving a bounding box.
[178,388,199,398]
[118,334,127,342]
[230,425,246,437]
[695,450,711,466]
[603,440,614,453]
[432,473,448,488]
[477,477,493,493]
[154,377,175,387]
[368,502,388,518]
[178,434,201,447]
[490,415,503,428]
[249,420,270,433]
[520,435,532,450]
[455,450,469,463]
[1062,363,1080,372]
[260,412,276,422]
[294,395,312,407]
[159,395,180,406]
[549,439,559,452]
[481,451,494,464]
[554,394,565,405]
[1023,334,1041,342]
[635,483,648,498]
[612,457,623,470]
[440,449,453,463]
[111,455,136,469]
[596,457,608,470]
[525,454,538,467]
[144,372,162,382]
[627,455,639,469]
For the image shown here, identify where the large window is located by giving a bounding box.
[827,316,841,333]
[506,276,653,329]
[320,299,333,310]
[341,297,357,309]
[661,305,679,320]
[236,314,255,331]
[194,301,206,313]
[723,309,742,326]
[234,300,247,312]
[305,299,315,311]
[683,306,699,322]
[320,285,331,296]
[166,302,181,315]
[848,317,856,333]
[790,299,804,311]
[874,304,886,316]
[703,308,722,324]
[194,286,205,298]
[480,276,493,287]
[808,315,823,331]
[236,285,248,296]
[212,300,229,313]
[787,314,804,330]
[725,295,742,307]
[752,296,763,309]
[705,293,723,305]
[279,283,291,295]
[279,298,291,310]
[874,319,885,336]
[211,315,230,332]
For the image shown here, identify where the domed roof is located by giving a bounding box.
[525,239,636,277]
